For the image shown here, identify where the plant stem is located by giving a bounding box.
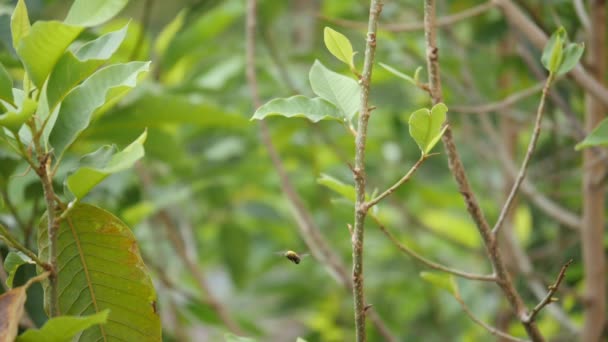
[352,1,382,341]
[0,223,49,269]
[492,72,554,236]
[366,155,427,209]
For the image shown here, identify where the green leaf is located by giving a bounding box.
[378,62,416,86]
[0,89,38,133]
[309,60,360,121]
[576,118,608,150]
[0,63,14,107]
[317,173,356,203]
[16,21,83,88]
[419,272,458,296]
[49,61,150,158]
[557,42,584,76]
[154,9,187,57]
[224,333,257,342]
[66,130,147,200]
[541,27,565,73]
[323,27,354,69]
[47,24,129,110]
[3,251,34,288]
[64,0,129,27]
[38,203,161,341]
[408,103,448,154]
[10,0,30,51]
[252,95,343,123]
[16,310,109,342]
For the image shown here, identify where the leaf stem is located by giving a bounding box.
[0,222,50,270]
[365,155,427,209]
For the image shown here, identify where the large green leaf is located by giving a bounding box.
[47,24,129,110]
[64,0,129,27]
[0,63,14,106]
[252,95,343,123]
[10,0,30,51]
[309,60,360,121]
[49,61,150,158]
[408,103,448,155]
[16,21,83,88]
[16,310,109,342]
[576,118,608,150]
[66,130,146,199]
[38,203,161,341]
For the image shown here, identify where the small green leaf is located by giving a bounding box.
[16,310,109,342]
[408,103,448,154]
[0,90,38,133]
[420,272,458,296]
[317,173,356,203]
[3,251,34,288]
[10,0,30,51]
[541,27,565,73]
[576,118,608,150]
[309,60,360,120]
[154,9,187,56]
[49,61,150,158]
[557,42,584,75]
[252,95,343,123]
[0,63,14,106]
[323,27,354,69]
[66,130,147,199]
[16,21,83,88]
[379,62,416,85]
[64,0,129,27]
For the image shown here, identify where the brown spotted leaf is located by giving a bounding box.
[0,286,26,342]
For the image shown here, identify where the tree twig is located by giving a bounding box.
[320,1,495,33]
[351,2,383,341]
[492,73,555,236]
[372,216,496,281]
[423,1,544,340]
[524,259,573,324]
[0,223,49,269]
[450,82,544,114]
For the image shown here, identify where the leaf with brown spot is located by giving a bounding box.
[0,286,26,342]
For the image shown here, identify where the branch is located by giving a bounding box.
[492,73,555,236]
[351,1,383,341]
[0,223,49,269]
[321,1,495,33]
[365,155,427,209]
[450,82,544,114]
[423,1,544,340]
[372,216,496,281]
[572,0,590,32]
[454,292,531,342]
[524,259,573,324]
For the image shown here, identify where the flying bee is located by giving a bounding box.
[275,250,309,264]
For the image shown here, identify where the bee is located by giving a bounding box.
[276,250,309,264]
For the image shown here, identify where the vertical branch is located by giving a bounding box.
[352,2,383,341]
[581,0,606,341]
[423,0,544,340]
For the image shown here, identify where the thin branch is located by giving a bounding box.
[365,155,427,209]
[572,0,590,31]
[450,82,544,114]
[424,1,544,340]
[525,259,573,323]
[492,73,555,236]
[351,1,383,341]
[321,1,495,33]
[0,223,49,269]
[372,216,496,281]
[454,293,531,342]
